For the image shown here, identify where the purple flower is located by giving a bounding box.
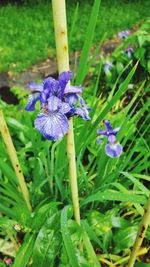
[118,30,130,39]
[97,120,123,158]
[25,71,90,140]
[125,47,133,58]
[104,61,112,72]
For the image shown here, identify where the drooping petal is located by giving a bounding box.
[27,82,43,92]
[74,107,90,120]
[78,95,87,108]
[104,120,112,131]
[64,94,78,106]
[34,111,69,140]
[47,96,62,112]
[108,134,116,143]
[64,85,83,95]
[25,93,41,111]
[43,77,59,94]
[97,129,108,136]
[105,143,123,158]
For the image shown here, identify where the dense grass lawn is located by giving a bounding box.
[0,0,150,73]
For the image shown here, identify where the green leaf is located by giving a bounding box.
[81,223,101,267]
[13,234,36,267]
[121,172,149,197]
[61,206,79,267]
[32,210,61,267]
[113,225,138,253]
[81,190,147,206]
[135,263,150,267]
[76,0,101,84]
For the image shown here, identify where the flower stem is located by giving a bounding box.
[127,195,150,267]
[51,0,80,225]
[0,109,32,212]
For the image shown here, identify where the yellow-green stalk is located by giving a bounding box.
[51,0,80,225]
[0,109,32,212]
[127,195,150,267]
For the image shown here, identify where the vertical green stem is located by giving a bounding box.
[127,195,150,267]
[51,0,80,225]
[0,109,32,212]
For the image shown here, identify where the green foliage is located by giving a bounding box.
[102,20,150,88]
[0,0,150,72]
[0,1,150,266]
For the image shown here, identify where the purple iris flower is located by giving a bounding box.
[125,47,133,58]
[97,120,123,158]
[104,61,112,72]
[118,30,130,39]
[25,71,90,140]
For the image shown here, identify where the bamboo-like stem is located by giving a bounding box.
[51,0,80,225]
[0,110,32,212]
[127,195,150,267]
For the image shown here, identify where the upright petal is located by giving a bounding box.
[58,71,72,96]
[104,120,112,131]
[105,143,123,158]
[43,77,59,94]
[25,93,41,111]
[27,82,43,92]
[47,96,62,112]
[34,112,69,140]
[112,127,121,135]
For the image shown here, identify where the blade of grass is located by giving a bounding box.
[76,0,101,84]
[61,206,79,267]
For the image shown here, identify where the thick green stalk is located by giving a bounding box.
[0,109,32,212]
[127,195,150,267]
[51,0,80,225]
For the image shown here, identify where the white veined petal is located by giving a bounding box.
[34,112,69,140]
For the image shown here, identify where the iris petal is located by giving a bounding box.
[108,135,116,143]
[27,82,43,92]
[64,85,83,95]
[64,94,78,106]
[74,107,90,120]
[104,120,112,131]
[59,71,72,89]
[47,96,61,112]
[97,129,108,136]
[112,127,121,135]
[60,102,71,114]
[34,112,69,140]
[43,77,59,94]
[105,143,122,158]
[25,93,41,111]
